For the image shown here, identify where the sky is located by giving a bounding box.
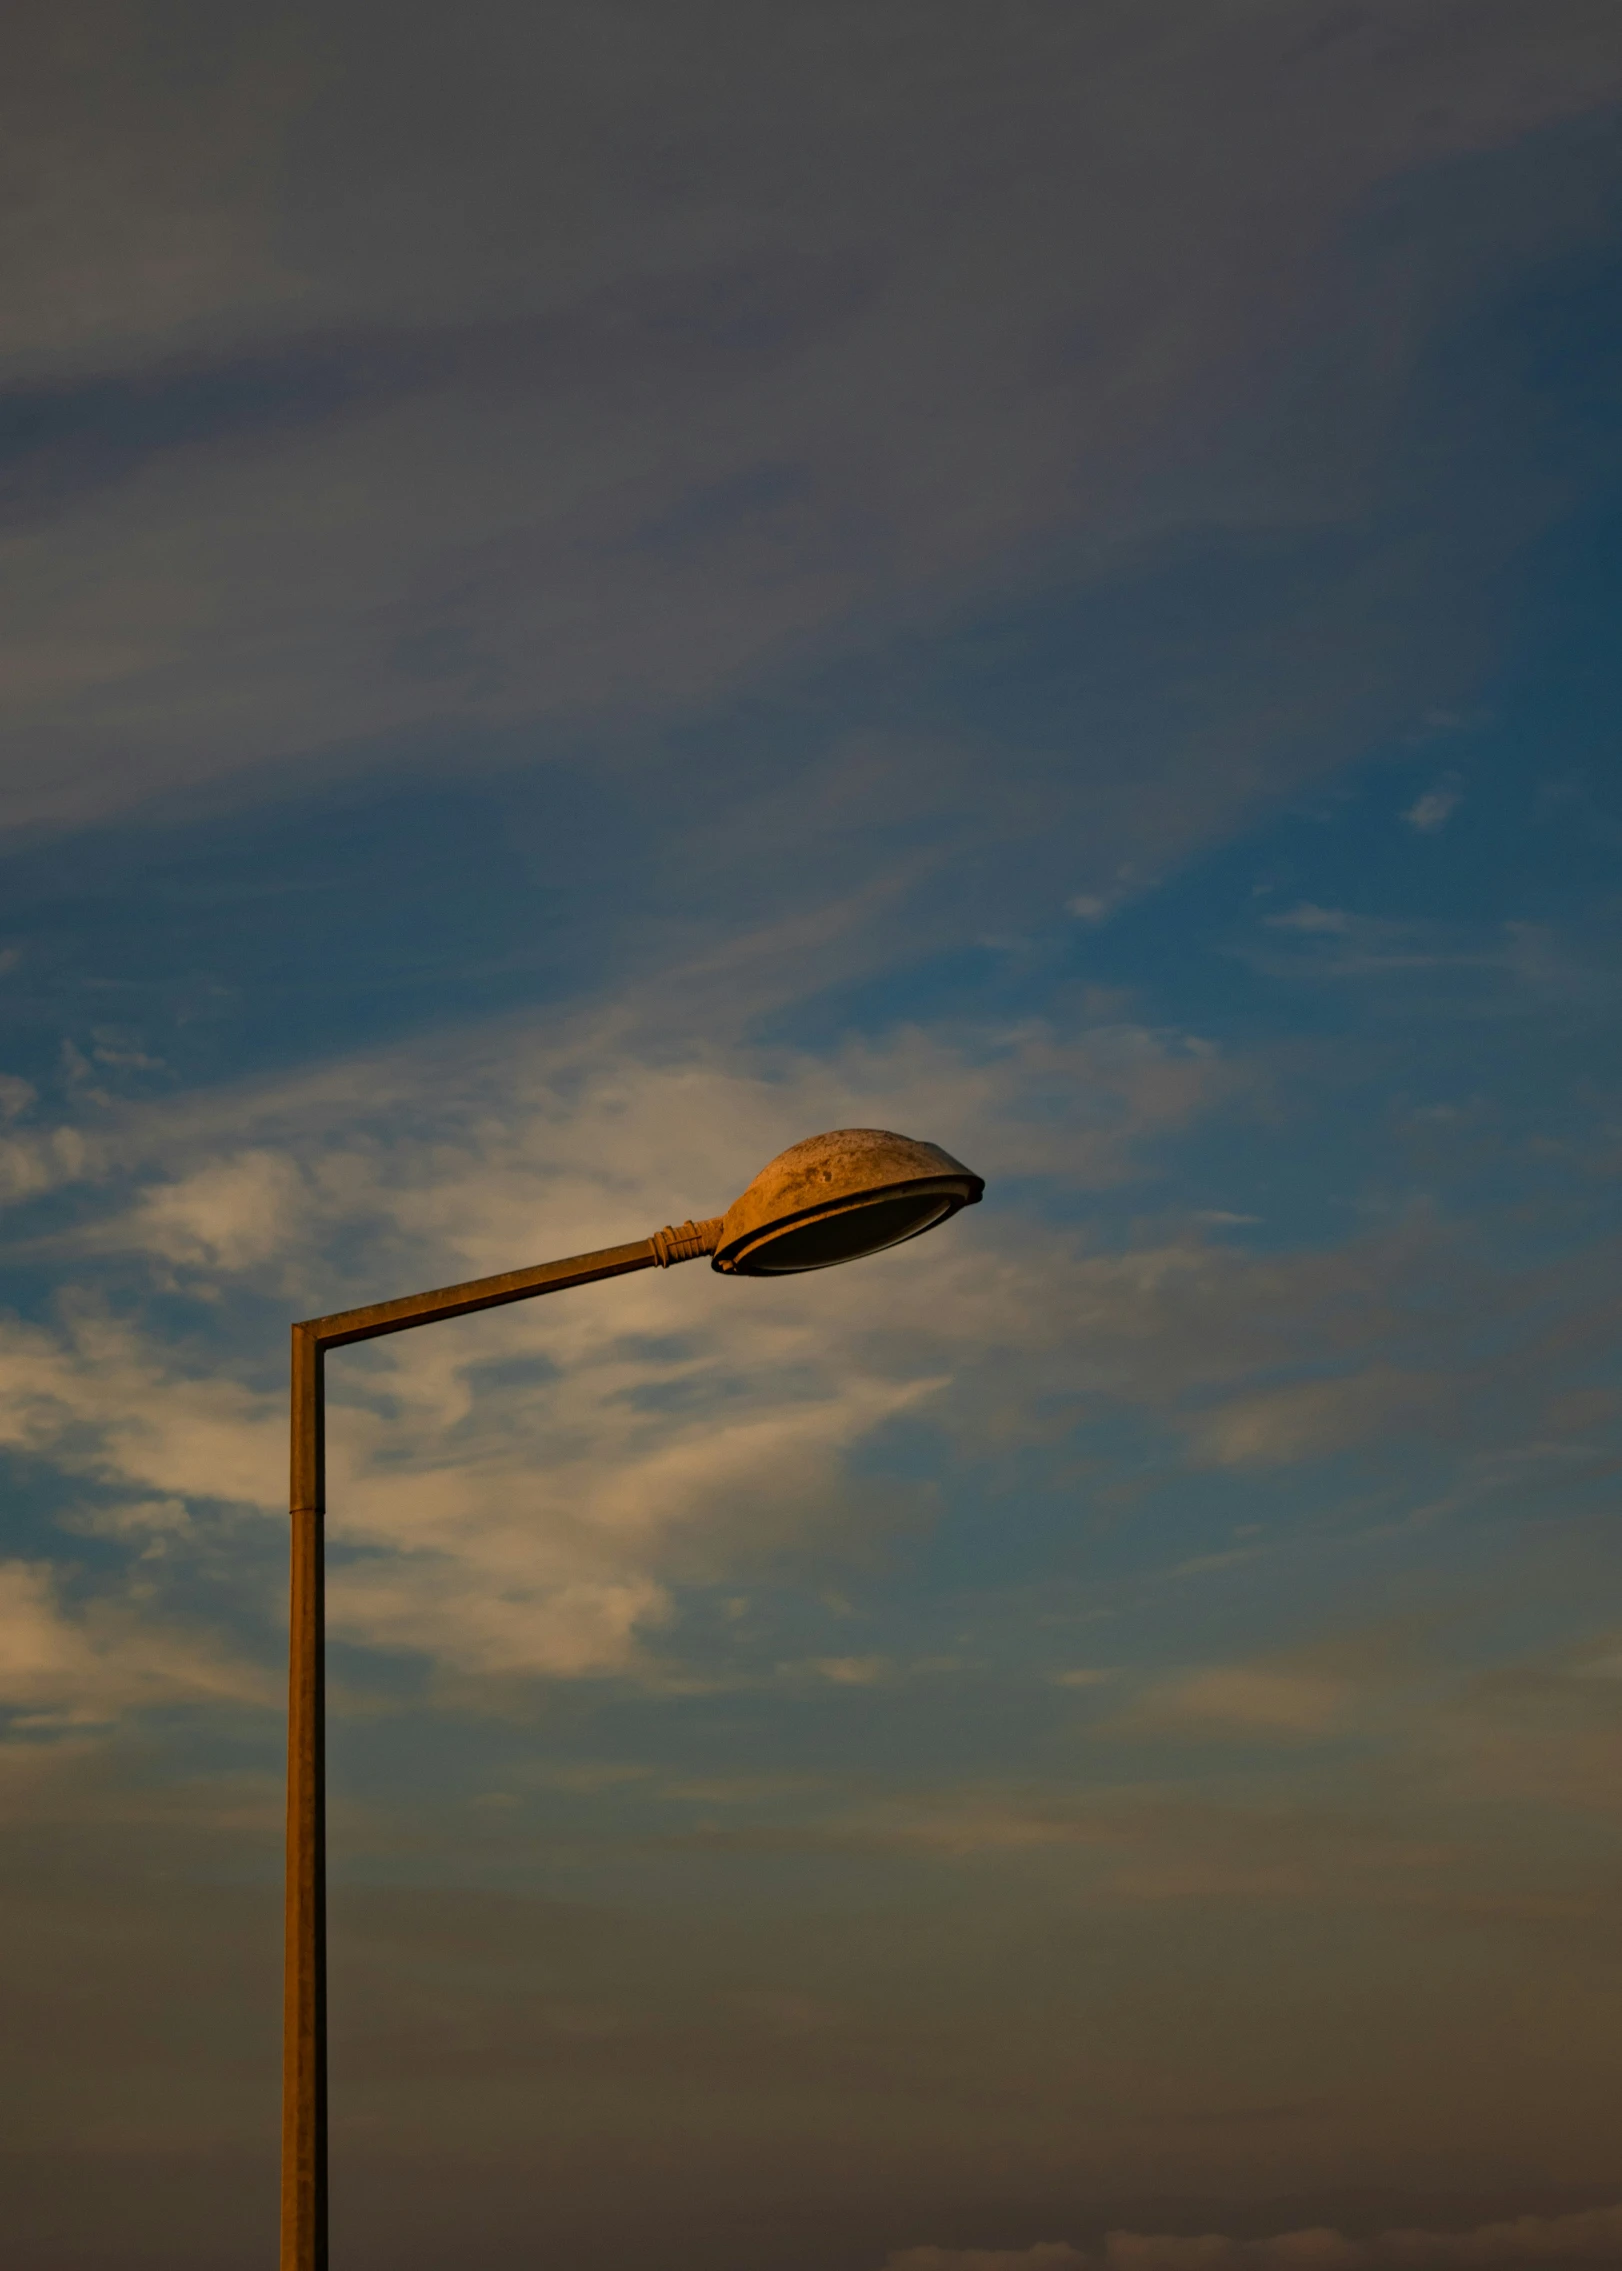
[2,5,1621,2267]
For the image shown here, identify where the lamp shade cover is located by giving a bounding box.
[713,1127,983,1276]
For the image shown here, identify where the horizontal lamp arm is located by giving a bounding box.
[300,1217,723,1350]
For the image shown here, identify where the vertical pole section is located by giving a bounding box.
[282,1324,327,2271]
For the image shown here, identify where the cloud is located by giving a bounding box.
[677,1694,1619,1922]
[3,16,1622,2257]
[1264,904,1352,933]
[0,1559,269,1725]
[3,5,1619,836]
[128,1146,313,1270]
[0,932,1612,1711]
[884,2200,1622,2271]
[10,949,1230,1231]
[1241,909,1614,1010]
[1183,1366,1450,1469]
[820,1794,1119,1860]
[1404,781,1465,832]
[808,1655,889,1685]
[0,1073,36,1122]
[0,1300,285,1507]
[1120,1666,1351,1740]
[0,992,1235,1697]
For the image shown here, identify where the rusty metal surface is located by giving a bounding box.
[302,1236,663,1349]
[650,1216,724,1266]
[282,1327,326,2271]
[712,1127,982,1275]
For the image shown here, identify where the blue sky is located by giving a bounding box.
[2,8,1621,2269]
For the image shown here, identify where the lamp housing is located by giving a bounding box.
[712,1127,982,1276]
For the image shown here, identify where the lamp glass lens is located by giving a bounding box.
[747,1193,953,1274]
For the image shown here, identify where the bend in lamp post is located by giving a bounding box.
[281,1129,982,2271]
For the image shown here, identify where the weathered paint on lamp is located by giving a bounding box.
[712,1126,983,1275]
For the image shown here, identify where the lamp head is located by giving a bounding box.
[713,1128,983,1276]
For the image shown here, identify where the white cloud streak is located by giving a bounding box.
[0,1559,269,1725]
[885,2200,1622,2271]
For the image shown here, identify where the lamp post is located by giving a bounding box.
[280,1127,983,2271]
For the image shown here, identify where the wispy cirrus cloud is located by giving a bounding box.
[4,4,1620,837]
[0,1558,269,1725]
[1244,907,1619,1011]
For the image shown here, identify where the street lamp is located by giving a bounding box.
[280,1126,983,2270]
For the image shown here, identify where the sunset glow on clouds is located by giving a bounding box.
[2,6,1621,2269]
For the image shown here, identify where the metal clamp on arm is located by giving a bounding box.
[649,1217,724,1267]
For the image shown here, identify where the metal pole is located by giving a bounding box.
[277,1225,717,2268]
[282,1323,326,2271]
